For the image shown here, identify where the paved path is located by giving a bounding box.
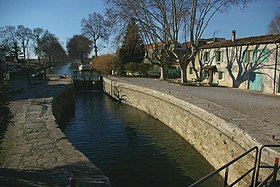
[0,76,110,187]
[111,77,280,146]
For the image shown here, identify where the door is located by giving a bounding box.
[249,72,263,91]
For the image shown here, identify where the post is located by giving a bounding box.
[272,157,279,184]
[274,43,279,94]
[224,167,229,187]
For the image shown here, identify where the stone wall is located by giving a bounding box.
[52,84,75,126]
[103,77,277,186]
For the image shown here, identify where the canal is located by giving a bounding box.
[55,64,222,187]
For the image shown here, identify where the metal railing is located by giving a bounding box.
[189,146,258,187]
[255,145,280,187]
[189,145,280,187]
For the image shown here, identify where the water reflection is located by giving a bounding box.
[62,92,222,187]
[52,63,72,75]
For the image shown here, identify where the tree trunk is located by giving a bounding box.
[43,68,47,80]
[25,68,32,87]
[160,63,168,80]
[93,39,98,57]
[180,63,187,83]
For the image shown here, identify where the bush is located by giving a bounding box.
[124,62,151,76]
[90,54,118,75]
[0,81,12,139]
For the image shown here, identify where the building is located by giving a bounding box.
[189,32,280,94]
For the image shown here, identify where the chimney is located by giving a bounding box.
[232,30,236,42]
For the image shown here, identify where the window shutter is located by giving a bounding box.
[260,49,269,63]
[242,51,247,63]
[221,51,224,62]
[253,50,257,62]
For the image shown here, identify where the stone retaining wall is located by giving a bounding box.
[52,84,75,126]
[103,77,277,186]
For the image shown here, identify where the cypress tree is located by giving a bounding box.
[118,19,145,64]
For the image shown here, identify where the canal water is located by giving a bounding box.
[55,64,222,187]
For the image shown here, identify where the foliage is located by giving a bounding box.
[90,54,118,75]
[0,81,12,139]
[125,62,151,76]
[16,25,33,61]
[41,31,67,63]
[268,8,280,34]
[124,62,138,73]
[66,35,93,62]
[118,19,145,65]
[37,30,68,79]
[81,12,109,56]
[115,60,125,76]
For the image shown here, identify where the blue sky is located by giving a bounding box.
[0,0,279,54]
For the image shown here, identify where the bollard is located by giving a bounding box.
[272,157,279,185]
[70,176,76,187]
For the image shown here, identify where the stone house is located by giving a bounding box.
[189,32,280,94]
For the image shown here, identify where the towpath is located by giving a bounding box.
[110,76,280,147]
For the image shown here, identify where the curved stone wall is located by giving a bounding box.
[103,77,275,186]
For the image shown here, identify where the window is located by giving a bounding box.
[242,50,253,63]
[203,70,209,79]
[218,71,224,80]
[253,49,269,63]
[189,67,194,74]
[204,51,210,62]
[216,51,223,62]
[259,49,269,63]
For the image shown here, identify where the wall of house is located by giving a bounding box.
[192,43,280,94]
[103,77,270,186]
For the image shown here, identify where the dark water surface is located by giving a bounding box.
[53,63,72,75]
[62,92,222,187]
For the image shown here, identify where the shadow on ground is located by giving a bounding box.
[0,161,110,187]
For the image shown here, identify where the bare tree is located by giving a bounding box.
[32,27,45,63]
[268,8,280,34]
[105,0,252,82]
[32,29,67,79]
[105,0,188,80]
[81,12,109,57]
[16,25,32,62]
[177,0,252,82]
[40,31,67,78]
[0,26,21,62]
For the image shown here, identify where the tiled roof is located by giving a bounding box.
[146,41,164,50]
[199,33,280,49]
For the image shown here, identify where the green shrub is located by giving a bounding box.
[0,81,12,139]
